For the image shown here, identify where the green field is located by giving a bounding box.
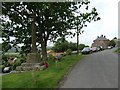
[2,54,84,88]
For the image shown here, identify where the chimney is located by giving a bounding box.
[101,35,103,37]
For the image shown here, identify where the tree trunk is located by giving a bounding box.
[31,14,36,53]
[77,24,79,55]
[41,39,47,61]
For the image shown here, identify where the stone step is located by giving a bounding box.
[21,63,42,67]
[16,64,46,71]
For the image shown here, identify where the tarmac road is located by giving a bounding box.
[60,48,118,88]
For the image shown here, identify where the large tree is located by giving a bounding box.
[2,1,100,60]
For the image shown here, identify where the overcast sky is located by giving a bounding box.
[48,0,119,46]
[67,0,119,46]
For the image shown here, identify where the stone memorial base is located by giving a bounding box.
[26,53,41,63]
[16,53,45,71]
[16,63,46,71]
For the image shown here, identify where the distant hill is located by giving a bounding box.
[8,47,17,52]
[0,43,53,53]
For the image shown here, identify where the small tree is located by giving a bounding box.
[68,42,77,51]
[79,44,86,50]
[109,40,116,47]
[53,37,69,52]
[66,49,72,55]
[72,1,101,55]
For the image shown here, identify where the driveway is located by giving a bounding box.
[60,48,118,88]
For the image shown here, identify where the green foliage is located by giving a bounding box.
[53,37,69,52]
[19,56,26,63]
[2,53,26,70]
[48,54,55,61]
[109,40,116,47]
[0,65,5,69]
[116,48,120,54]
[79,44,86,50]
[85,45,89,47]
[53,37,87,52]
[2,54,84,88]
[2,54,16,65]
[2,1,100,59]
[66,49,72,55]
[2,55,8,62]
[0,43,2,51]
[61,53,67,56]
[12,59,22,70]
[113,37,117,39]
[68,42,77,51]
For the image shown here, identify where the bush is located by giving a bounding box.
[2,53,26,70]
[109,40,116,47]
[48,54,55,61]
[66,49,72,55]
[53,38,69,52]
[116,48,120,53]
[0,65,5,69]
[2,53,20,61]
[61,53,66,56]
[12,58,22,70]
[2,55,8,62]
[19,56,26,63]
[79,44,86,50]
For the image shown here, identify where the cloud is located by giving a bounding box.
[74,0,119,46]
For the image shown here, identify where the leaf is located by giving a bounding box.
[97,17,101,20]
[86,6,88,10]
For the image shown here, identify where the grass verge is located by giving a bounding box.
[115,48,120,54]
[2,54,84,88]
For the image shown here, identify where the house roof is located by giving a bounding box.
[95,35,109,41]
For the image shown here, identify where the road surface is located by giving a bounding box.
[61,48,118,88]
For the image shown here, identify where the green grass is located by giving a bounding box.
[0,75,2,90]
[2,54,84,88]
[115,48,120,54]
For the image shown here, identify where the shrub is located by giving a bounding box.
[2,53,20,61]
[0,65,5,69]
[79,44,86,50]
[12,58,22,70]
[66,49,72,55]
[2,55,8,62]
[116,48,120,53]
[53,38,69,52]
[19,56,26,63]
[48,54,55,61]
[2,53,26,70]
[61,53,66,56]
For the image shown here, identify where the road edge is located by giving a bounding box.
[56,55,85,89]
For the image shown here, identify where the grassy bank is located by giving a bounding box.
[115,48,120,54]
[2,54,84,88]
